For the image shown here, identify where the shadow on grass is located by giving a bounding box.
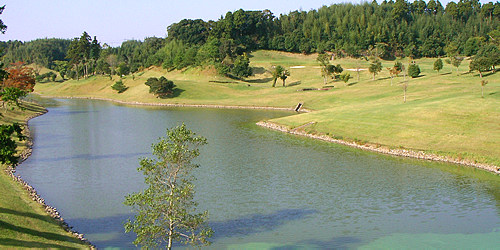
[158,88,184,99]
[245,77,273,84]
[287,81,302,87]
[0,207,58,226]
[410,74,426,78]
[347,81,358,86]
[0,220,82,244]
[252,67,267,75]
[375,76,391,81]
[0,238,80,249]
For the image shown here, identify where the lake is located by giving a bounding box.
[18,98,500,249]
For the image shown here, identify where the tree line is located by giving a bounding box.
[1,0,499,80]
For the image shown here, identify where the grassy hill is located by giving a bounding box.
[0,103,91,248]
[34,50,500,167]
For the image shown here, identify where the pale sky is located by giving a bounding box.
[0,0,489,47]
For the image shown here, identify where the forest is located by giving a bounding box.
[0,0,499,79]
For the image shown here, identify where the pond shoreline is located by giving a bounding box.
[256,121,500,175]
[5,103,95,248]
[34,94,500,175]
[36,94,311,112]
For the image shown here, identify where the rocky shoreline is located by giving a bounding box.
[3,104,95,249]
[256,121,500,175]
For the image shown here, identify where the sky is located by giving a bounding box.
[0,0,490,47]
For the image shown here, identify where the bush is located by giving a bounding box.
[145,76,176,98]
[111,80,128,93]
[408,64,421,78]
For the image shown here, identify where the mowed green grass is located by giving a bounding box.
[35,50,500,167]
[0,103,90,248]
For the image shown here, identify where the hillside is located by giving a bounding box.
[34,50,500,168]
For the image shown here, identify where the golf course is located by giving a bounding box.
[33,50,500,170]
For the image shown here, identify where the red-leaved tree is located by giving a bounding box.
[2,61,36,92]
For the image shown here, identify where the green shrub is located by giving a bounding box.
[145,76,176,98]
[111,80,128,93]
[408,64,421,78]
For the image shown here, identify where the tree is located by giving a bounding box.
[450,56,464,75]
[111,80,128,93]
[0,87,27,110]
[0,5,6,34]
[124,124,213,249]
[408,63,420,78]
[145,76,176,98]
[469,57,492,78]
[387,67,400,86]
[271,65,284,87]
[402,80,409,103]
[2,62,35,92]
[317,53,330,84]
[339,72,351,86]
[231,53,252,78]
[475,44,500,72]
[368,59,382,80]
[117,62,130,77]
[433,58,443,74]
[0,123,25,165]
[279,67,290,87]
[480,80,488,98]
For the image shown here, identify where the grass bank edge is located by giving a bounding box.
[0,102,92,249]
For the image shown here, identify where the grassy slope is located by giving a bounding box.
[35,50,500,167]
[0,103,89,248]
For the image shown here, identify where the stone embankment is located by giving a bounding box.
[4,106,95,249]
[257,121,500,175]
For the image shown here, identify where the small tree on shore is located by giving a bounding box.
[124,124,213,249]
[145,77,176,98]
[111,80,128,93]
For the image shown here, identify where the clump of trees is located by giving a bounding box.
[2,0,499,80]
[124,124,213,249]
[145,76,176,97]
[35,71,57,82]
[317,53,343,84]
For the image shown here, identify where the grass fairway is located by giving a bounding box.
[0,103,90,248]
[35,50,500,168]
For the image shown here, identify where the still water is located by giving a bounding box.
[18,98,500,249]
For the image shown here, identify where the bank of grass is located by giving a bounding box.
[34,50,500,169]
[0,103,90,248]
